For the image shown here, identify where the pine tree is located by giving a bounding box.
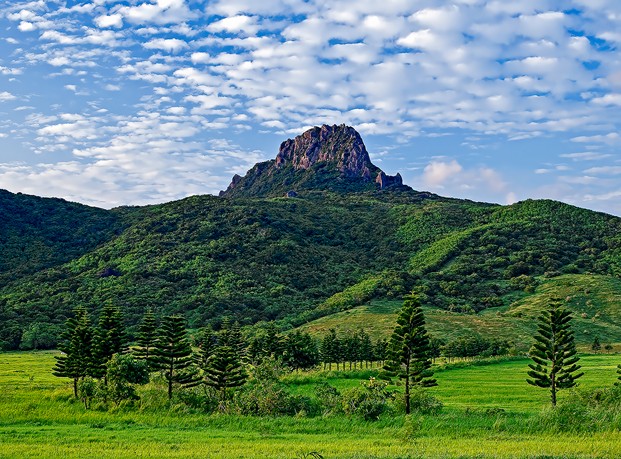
[527,298,583,406]
[151,315,200,400]
[195,326,218,372]
[53,306,94,397]
[358,329,373,368]
[203,345,247,400]
[591,335,601,352]
[321,329,339,370]
[374,338,388,366]
[133,308,158,366]
[614,364,621,387]
[384,295,436,414]
[283,330,319,371]
[219,319,246,360]
[92,305,127,380]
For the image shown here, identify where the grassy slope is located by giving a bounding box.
[300,274,621,349]
[2,351,621,458]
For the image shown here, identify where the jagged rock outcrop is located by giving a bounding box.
[275,124,373,180]
[376,171,403,189]
[219,124,411,198]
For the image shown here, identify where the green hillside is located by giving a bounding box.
[300,274,621,350]
[2,127,621,352]
[0,189,125,284]
[3,187,621,352]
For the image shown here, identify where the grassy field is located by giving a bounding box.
[1,351,621,458]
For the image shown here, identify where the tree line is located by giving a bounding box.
[53,296,620,414]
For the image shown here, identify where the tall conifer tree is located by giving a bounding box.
[92,305,127,380]
[203,345,247,400]
[195,326,218,372]
[527,298,583,406]
[53,306,94,397]
[133,308,158,366]
[614,364,621,387]
[384,295,436,414]
[151,315,200,400]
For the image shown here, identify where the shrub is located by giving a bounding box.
[533,387,621,433]
[342,377,394,421]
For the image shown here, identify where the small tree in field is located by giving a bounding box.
[527,298,583,406]
[591,336,601,352]
[151,315,200,400]
[203,345,247,400]
[383,295,436,414]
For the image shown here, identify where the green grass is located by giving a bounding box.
[299,274,621,351]
[1,351,621,458]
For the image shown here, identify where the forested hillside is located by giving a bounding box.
[2,126,621,351]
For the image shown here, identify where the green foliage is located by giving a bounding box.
[20,322,61,350]
[236,359,314,416]
[592,335,602,351]
[407,387,443,415]
[106,354,149,406]
[527,298,584,406]
[92,305,127,379]
[384,295,436,414]
[341,377,394,420]
[133,308,157,364]
[534,386,621,433]
[150,315,200,400]
[443,336,511,360]
[282,330,320,371]
[52,306,94,397]
[0,189,124,285]
[203,345,247,400]
[615,365,621,387]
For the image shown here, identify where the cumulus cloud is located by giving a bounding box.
[1,0,621,213]
[143,38,188,53]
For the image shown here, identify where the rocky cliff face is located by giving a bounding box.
[220,124,410,197]
[275,124,373,179]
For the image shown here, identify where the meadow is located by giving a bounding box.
[1,351,621,458]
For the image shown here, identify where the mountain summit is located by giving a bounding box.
[219,124,408,197]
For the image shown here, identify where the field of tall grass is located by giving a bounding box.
[1,351,621,458]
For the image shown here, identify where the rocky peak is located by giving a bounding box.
[219,124,411,198]
[275,124,373,180]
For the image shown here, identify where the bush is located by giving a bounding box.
[235,359,318,416]
[314,382,342,416]
[342,377,394,421]
[408,387,443,415]
[533,387,621,433]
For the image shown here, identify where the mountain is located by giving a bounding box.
[219,124,409,197]
[2,125,621,351]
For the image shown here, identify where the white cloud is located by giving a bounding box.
[117,0,196,25]
[18,21,36,31]
[560,152,612,161]
[584,166,621,175]
[207,15,258,34]
[422,160,463,187]
[95,14,123,28]
[0,91,16,102]
[143,38,188,53]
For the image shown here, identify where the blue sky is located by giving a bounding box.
[1,0,621,214]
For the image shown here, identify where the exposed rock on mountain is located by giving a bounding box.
[219,124,411,197]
